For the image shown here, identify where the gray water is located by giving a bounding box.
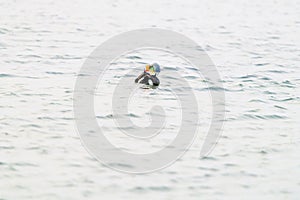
[1,0,300,199]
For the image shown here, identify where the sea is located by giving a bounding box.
[0,0,299,199]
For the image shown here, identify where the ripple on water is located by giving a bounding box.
[198,86,243,92]
[148,186,171,192]
[270,97,299,102]
[265,70,288,74]
[274,105,287,110]
[125,55,142,60]
[96,114,114,119]
[46,71,65,75]
[130,186,171,192]
[241,114,287,120]
[0,73,17,78]
[249,99,267,103]
[107,162,134,169]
